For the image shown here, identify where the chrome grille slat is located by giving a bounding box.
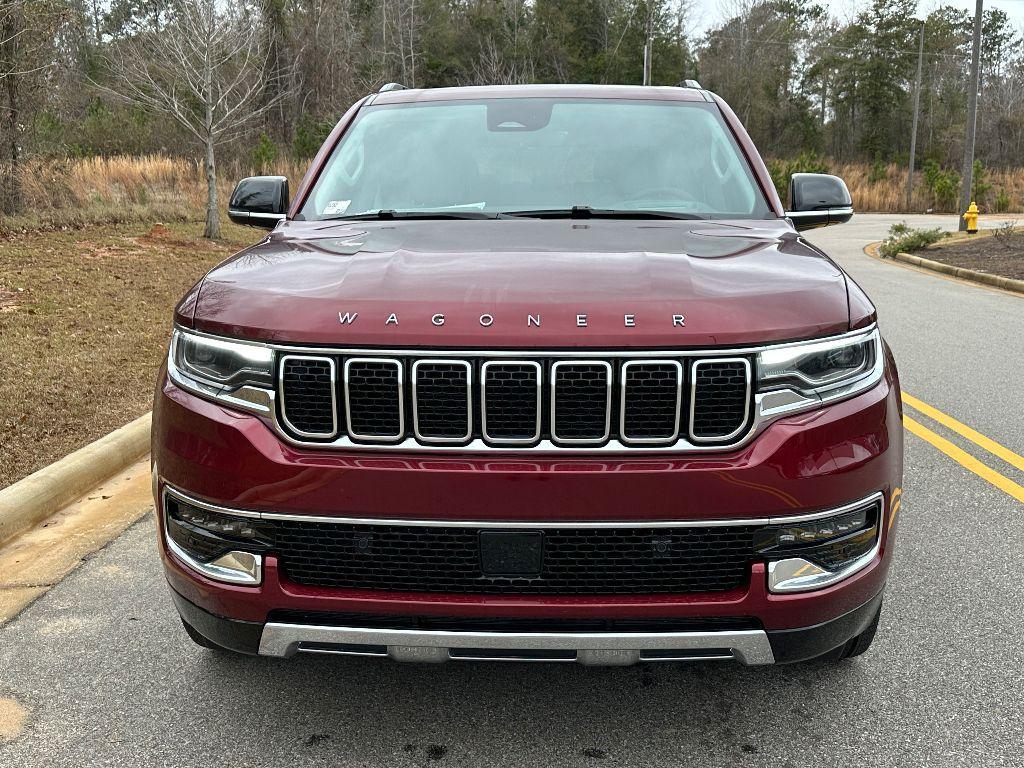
[481,361,542,444]
[619,360,682,445]
[550,361,612,444]
[279,355,337,438]
[344,358,404,441]
[412,360,472,443]
[279,352,754,450]
[689,358,751,443]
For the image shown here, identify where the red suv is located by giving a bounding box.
[153,84,902,666]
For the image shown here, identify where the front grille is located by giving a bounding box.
[621,361,681,443]
[280,356,336,436]
[278,352,753,450]
[268,520,760,595]
[551,362,611,442]
[691,359,750,441]
[344,359,403,439]
[412,361,471,441]
[482,362,541,443]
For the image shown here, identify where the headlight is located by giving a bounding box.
[167,328,274,413]
[757,327,882,400]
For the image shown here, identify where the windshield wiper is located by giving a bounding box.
[503,206,704,220]
[323,209,499,221]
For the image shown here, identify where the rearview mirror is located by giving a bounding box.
[786,173,853,231]
[228,176,289,229]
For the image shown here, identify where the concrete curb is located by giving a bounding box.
[865,240,1024,296]
[890,251,1024,295]
[0,413,152,545]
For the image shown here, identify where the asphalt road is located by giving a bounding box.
[1,214,1022,767]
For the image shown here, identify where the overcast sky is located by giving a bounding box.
[689,0,1024,36]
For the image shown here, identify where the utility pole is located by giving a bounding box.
[906,20,925,211]
[642,4,653,85]
[958,0,983,230]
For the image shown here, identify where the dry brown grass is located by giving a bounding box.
[0,220,258,489]
[2,155,308,235]
[3,155,1022,231]
[826,162,1024,214]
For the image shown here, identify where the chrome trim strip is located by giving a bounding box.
[480,360,543,445]
[786,207,854,219]
[550,360,613,445]
[165,536,263,586]
[343,357,405,442]
[197,323,877,359]
[257,624,776,665]
[768,525,882,594]
[162,484,882,530]
[411,359,473,444]
[229,209,286,221]
[688,357,752,444]
[278,355,338,438]
[619,360,683,445]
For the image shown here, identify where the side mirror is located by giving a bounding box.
[785,173,853,231]
[228,176,289,229]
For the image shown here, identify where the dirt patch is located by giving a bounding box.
[0,287,20,314]
[0,696,28,743]
[135,221,237,252]
[923,227,1024,280]
[0,221,256,489]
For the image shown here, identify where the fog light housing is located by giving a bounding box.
[162,490,272,586]
[757,495,883,593]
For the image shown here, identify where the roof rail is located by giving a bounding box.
[677,79,702,89]
[379,82,409,93]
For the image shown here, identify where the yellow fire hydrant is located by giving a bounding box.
[963,201,979,234]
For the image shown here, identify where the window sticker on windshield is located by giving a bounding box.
[323,200,351,216]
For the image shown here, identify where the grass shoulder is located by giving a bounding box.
[0,220,259,489]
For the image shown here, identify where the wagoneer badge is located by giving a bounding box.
[338,312,685,328]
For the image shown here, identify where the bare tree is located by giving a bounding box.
[0,0,63,215]
[99,0,283,238]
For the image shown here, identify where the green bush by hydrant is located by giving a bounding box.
[879,222,949,258]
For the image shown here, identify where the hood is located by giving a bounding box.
[188,219,851,347]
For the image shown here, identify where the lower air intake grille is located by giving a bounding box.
[269,521,759,595]
[691,360,750,441]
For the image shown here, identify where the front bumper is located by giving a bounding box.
[172,588,884,665]
[154,359,902,659]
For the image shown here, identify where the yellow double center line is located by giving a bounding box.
[902,392,1024,504]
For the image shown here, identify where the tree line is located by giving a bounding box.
[2,0,1022,228]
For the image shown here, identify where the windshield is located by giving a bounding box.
[301,98,772,220]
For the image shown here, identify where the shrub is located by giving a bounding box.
[879,222,949,258]
[868,155,887,184]
[994,188,1011,213]
[766,151,830,200]
[922,160,960,211]
[292,114,335,159]
[972,159,992,204]
[251,133,278,172]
